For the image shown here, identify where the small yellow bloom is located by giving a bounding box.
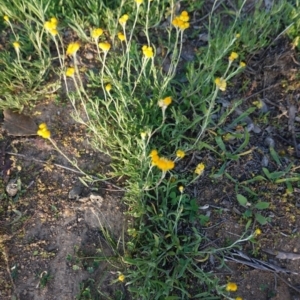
[226,282,238,292]
[158,96,172,108]
[229,52,238,61]
[235,33,240,39]
[156,157,175,172]
[135,0,143,4]
[239,61,246,68]
[91,28,103,40]
[142,45,154,58]
[44,17,58,36]
[195,163,205,175]
[66,67,75,77]
[215,77,227,92]
[176,150,185,159]
[119,14,129,26]
[254,228,262,236]
[105,83,112,92]
[4,15,9,22]
[140,132,147,140]
[117,32,126,42]
[179,186,184,193]
[179,11,189,22]
[236,297,243,300]
[13,41,20,50]
[66,42,80,56]
[118,274,125,282]
[37,123,51,139]
[50,17,58,26]
[150,149,158,158]
[99,42,111,52]
[172,11,190,30]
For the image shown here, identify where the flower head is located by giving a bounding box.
[66,67,75,77]
[118,274,125,282]
[13,41,20,50]
[66,42,80,56]
[105,83,112,92]
[140,132,147,140]
[176,150,185,159]
[156,157,175,172]
[239,61,246,68]
[158,96,172,108]
[229,52,238,61]
[254,228,262,236]
[135,0,143,4]
[4,15,9,22]
[91,28,103,40]
[179,185,184,193]
[215,77,227,91]
[172,11,190,30]
[236,297,243,300]
[37,123,51,139]
[142,45,154,58]
[44,17,58,36]
[117,32,126,42]
[195,163,205,175]
[150,149,159,166]
[226,282,238,292]
[119,14,129,26]
[235,33,240,39]
[99,42,111,52]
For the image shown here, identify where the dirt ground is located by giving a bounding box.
[1,2,300,300]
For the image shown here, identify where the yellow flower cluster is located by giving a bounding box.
[4,15,9,22]
[91,28,103,40]
[118,274,125,282]
[142,45,154,58]
[158,96,172,108]
[229,51,238,62]
[118,32,126,42]
[135,0,143,4]
[239,61,246,67]
[226,282,238,292]
[119,14,129,26]
[195,163,205,175]
[66,42,80,56]
[172,11,190,30]
[176,149,185,159]
[44,17,58,36]
[37,123,51,139]
[215,77,227,91]
[178,185,184,193]
[150,150,175,172]
[66,67,75,77]
[99,42,111,52]
[105,83,112,92]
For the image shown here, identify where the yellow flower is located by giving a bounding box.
[178,185,184,193]
[13,41,20,50]
[239,61,246,68]
[254,228,262,236]
[91,28,103,40]
[135,0,143,4]
[4,15,9,22]
[118,274,125,282]
[66,42,80,56]
[117,32,126,41]
[236,297,243,300]
[142,45,154,58]
[158,96,172,108]
[235,33,240,38]
[195,163,205,175]
[119,14,129,26]
[66,67,75,77]
[156,157,175,172]
[150,149,159,166]
[99,42,111,52]
[105,83,112,92]
[215,77,227,91]
[37,123,51,139]
[226,282,238,292]
[44,17,58,36]
[229,52,238,61]
[140,132,147,140]
[176,150,185,159]
[172,11,190,30]
[179,11,190,22]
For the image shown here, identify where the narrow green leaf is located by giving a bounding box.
[255,213,268,225]
[237,194,248,207]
